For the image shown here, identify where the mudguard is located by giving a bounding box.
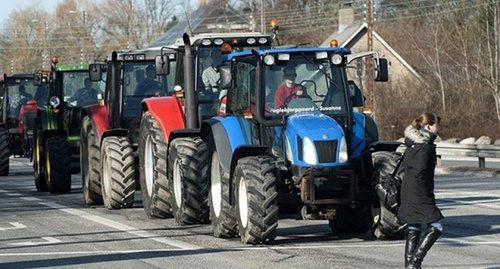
[142,96,185,144]
[84,105,110,140]
[201,116,254,173]
[352,112,366,158]
[18,102,38,134]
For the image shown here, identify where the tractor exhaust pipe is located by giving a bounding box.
[183,33,199,129]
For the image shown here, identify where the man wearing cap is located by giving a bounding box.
[274,66,306,109]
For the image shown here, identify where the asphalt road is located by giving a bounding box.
[1,157,500,268]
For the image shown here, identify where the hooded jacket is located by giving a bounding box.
[397,125,443,224]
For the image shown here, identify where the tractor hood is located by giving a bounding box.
[284,111,348,167]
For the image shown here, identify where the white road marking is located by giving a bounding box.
[20,197,42,201]
[39,201,201,250]
[2,238,500,257]
[9,237,62,246]
[6,193,22,196]
[0,222,27,231]
[0,190,8,193]
[439,198,500,210]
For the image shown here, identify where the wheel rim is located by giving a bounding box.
[45,149,51,183]
[238,176,249,229]
[102,151,110,198]
[35,137,40,175]
[211,153,222,217]
[173,158,182,207]
[144,135,154,196]
[83,136,90,190]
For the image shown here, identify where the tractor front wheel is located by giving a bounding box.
[209,148,237,237]
[33,128,47,191]
[81,116,103,205]
[100,136,135,209]
[0,128,9,176]
[138,112,172,218]
[44,136,71,194]
[167,137,209,225]
[234,156,278,244]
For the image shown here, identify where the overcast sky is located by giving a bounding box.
[0,0,61,25]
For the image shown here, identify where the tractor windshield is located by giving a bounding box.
[121,61,177,121]
[6,78,37,127]
[64,71,106,108]
[264,54,348,118]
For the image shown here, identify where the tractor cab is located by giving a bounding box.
[89,47,177,145]
[169,33,273,124]
[0,73,40,158]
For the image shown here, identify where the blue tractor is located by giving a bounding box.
[200,46,401,244]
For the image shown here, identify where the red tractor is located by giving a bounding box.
[81,47,177,208]
[0,74,47,175]
[138,33,273,226]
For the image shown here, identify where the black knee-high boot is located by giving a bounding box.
[405,229,420,268]
[408,226,442,269]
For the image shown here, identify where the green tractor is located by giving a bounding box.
[33,57,106,193]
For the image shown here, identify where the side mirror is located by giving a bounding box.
[155,55,170,76]
[374,58,388,82]
[33,73,43,86]
[89,64,102,82]
[219,65,231,90]
[348,80,364,107]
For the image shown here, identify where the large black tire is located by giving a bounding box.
[209,148,237,237]
[371,151,407,240]
[100,136,135,209]
[32,126,47,191]
[329,204,373,234]
[138,112,172,218]
[80,116,103,205]
[0,128,9,176]
[44,136,72,194]
[371,205,407,240]
[167,137,209,225]
[234,156,278,244]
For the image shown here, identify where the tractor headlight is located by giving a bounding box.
[338,136,348,163]
[264,55,275,65]
[331,54,343,65]
[303,137,317,165]
[49,96,60,108]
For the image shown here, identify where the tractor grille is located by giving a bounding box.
[314,140,337,163]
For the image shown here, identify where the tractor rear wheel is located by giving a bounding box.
[371,151,407,239]
[80,116,103,205]
[234,156,278,244]
[44,136,72,194]
[100,136,135,209]
[0,128,9,176]
[209,148,237,237]
[167,137,209,225]
[139,112,172,218]
[33,126,47,191]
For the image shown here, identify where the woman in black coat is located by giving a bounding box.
[398,112,443,269]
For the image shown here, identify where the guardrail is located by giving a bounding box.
[395,143,500,168]
[435,143,500,168]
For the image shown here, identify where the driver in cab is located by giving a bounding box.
[274,67,307,109]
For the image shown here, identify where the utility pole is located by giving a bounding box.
[260,0,264,33]
[366,0,374,108]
